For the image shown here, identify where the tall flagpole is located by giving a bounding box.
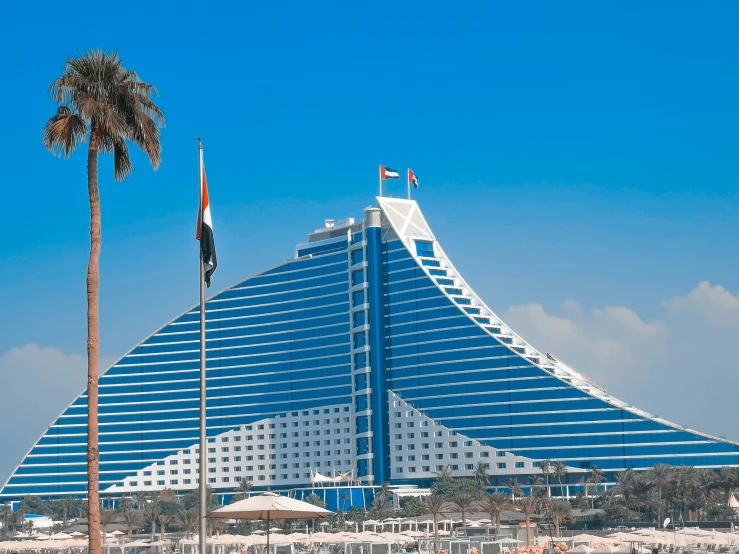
[378,165,382,197]
[198,139,208,554]
[407,169,411,200]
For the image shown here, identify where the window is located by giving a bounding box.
[497,463,507,469]
[352,289,365,307]
[497,451,506,457]
[351,269,365,286]
[353,332,366,349]
[351,249,364,265]
[353,311,366,327]
[415,240,434,257]
[515,462,525,468]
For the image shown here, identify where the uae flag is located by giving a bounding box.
[408,168,419,189]
[196,168,217,287]
[380,166,400,179]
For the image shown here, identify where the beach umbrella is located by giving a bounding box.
[570,534,614,544]
[591,546,618,554]
[207,491,332,554]
[566,546,594,554]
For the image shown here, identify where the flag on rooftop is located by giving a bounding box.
[380,166,400,179]
[196,167,217,287]
[408,168,419,189]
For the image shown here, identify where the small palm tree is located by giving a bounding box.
[422,494,449,539]
[100,510,117,541]
[473,462,490,497]
[478,492,510,534]
[43,50,164,554]
[505,477,523,502]
[175,508,198,539]
[545,499,573,538]
[232,478,254,502]
[22,518,34,536]
[340,492,350,512]
[434,465,455,483]
[552,461,568,497]
[540,459,552,497]
[450,491,475,534]
[305,493,326,508]
[117,498,141,539]
[517,494,540,546]
[157,513,171,542]
[588,466,605,508]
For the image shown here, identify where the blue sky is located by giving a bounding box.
[1,1,738,482]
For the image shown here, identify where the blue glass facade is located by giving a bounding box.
[2,198,737,501]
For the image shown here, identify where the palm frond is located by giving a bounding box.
[113,137,134,181]
[44,49,164,176]
[43,108,87,158]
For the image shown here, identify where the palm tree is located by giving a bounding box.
[175,508,198,539]
[22,518,34,536]
[643,464,671,525]
[505,477,523,502]
[0,503,12,534]
[588,466,605,508]
[305,493,326,508]
[433,464,455,483]
[422,494,449,539]
[540,459,552,497]
[369,482,395,519]
[340,492,350,513]
[43,51,164,554]
[517,494,540,546]
[670,465,699,518]
[157,513,171,542]
[100,510,117,541]
[116,498,139,538]
[546,499,573,538]
[450,491,475,534]
[552,462,568,497]
[478,492,510,534]
[232,479,254,502]
[473,462,490,497]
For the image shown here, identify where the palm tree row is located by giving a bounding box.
[601,465,739,524]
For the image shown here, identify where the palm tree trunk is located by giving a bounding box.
[433,514,438,539]
[525,516,531,546]
[86,131,101,554]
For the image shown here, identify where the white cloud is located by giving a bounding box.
[0,344,114,486]
[502,283,739,443]
[504,301,668,371]
[665,280,739,329]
